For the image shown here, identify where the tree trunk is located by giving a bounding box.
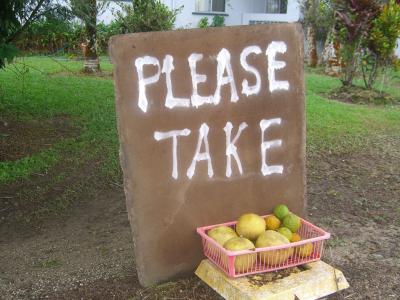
[83,0,99,73]
[323,27,341,77]
[307,26,318,68]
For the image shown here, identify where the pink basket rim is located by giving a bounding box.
[197,214,330,256]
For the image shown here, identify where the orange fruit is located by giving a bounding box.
[265,215,281,230]
[290,233,301,242]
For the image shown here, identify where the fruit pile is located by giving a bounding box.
[207,204,314,271]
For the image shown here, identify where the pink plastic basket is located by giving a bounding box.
[197,215,330,278]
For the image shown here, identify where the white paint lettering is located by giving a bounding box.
[266,42,289,93]
[154,129,191,180]
[260,118,284,176]
[135,56,161,113]
[224,122,248,177]
[162,55,190,109]
[240,46,262,96]
[188,53,214,108]
[214,48,239,104]
[187,123,214,179]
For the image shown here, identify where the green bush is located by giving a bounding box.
[362,0,400,88]
[113,0,180,34]
[211,15,225,27]
[198,17,209,28]
[197,15,225,28]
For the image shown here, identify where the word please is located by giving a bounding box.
[135,41,289,113]
[154,118,283,180]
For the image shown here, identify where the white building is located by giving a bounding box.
[99,0,301,27]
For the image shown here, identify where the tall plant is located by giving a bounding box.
[69,0,109,73]
[362,0,400,89]
[301,0,334,67]
[333,0,381,86]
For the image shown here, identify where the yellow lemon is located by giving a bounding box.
[297,243,313,257]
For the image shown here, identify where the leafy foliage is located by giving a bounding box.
[333,0,382,86]
[15,7,80,54]
[197,15,225,28]
[361,0,400,88]
[211,15,225,27]
[113,0,180,34]
[198,17,209,28]
[0,0,60,68]
[301,0,334,41]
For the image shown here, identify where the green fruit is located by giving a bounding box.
[255,230,291,265]
[273,204,290,220]
[223,237,256,272]
[277,227,293,241]
[282,214,301,233]
[236,213,266,241]
[208,226,238,246]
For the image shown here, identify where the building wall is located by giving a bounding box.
[98,0,301,27]
[167,0,300,28]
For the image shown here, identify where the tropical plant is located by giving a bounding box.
[361,0,400,89]
[333,0,382,86]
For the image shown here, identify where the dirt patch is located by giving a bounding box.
[324,85,399,105]
[0,115,79,161]
[307,135,400,299]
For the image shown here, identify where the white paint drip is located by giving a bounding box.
[154,129,191,179]
[214,48,239,105]
[187,123,214,179]
[188,53,214,108]
[162,55,190,109]
[135,56,161,113]
[240,46,262,97]
[266,41,289,93]
[224,121,248,177]
[260,118,284,176]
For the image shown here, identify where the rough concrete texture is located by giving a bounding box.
[195,259,349,300]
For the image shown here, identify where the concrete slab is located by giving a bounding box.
[195,260,349,300]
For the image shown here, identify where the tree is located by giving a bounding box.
[113,0,180,34]
[0,0,54,69]
[68,0,109,73]
[333,0,382,86]
[301,0,334,67]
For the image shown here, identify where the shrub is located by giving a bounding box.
[361,0,400,89]
[211,15,225,27]
[113,0,180,34]
[198,17,209,28]
[334,0,381,86]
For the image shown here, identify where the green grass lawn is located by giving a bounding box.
[1,57,399,185]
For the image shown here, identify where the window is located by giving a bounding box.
[195,0,225,13]
[266,0,288,14]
